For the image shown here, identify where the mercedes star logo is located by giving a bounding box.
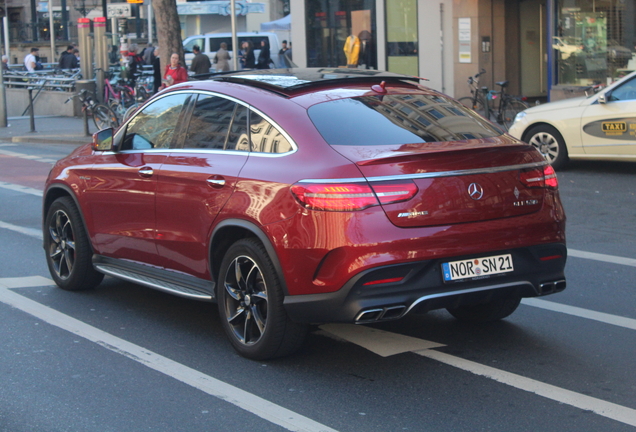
[468,183,484,200]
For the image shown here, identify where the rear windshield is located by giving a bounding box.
[308,93,504,145]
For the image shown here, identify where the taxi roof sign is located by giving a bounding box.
[127,0,143,4]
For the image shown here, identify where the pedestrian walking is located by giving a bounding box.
[238,41,248,69]
[256,39,271,69]
[109,45,119,65]
[24,47,39,72]
[244,41,256,69]
[143,43,155,65]
[152,47,161,93]
[163,53,188,87]
[58,45,79,69]
[191,45,211,75]
[213,42,231,72]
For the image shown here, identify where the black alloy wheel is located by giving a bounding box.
[44,197,104,291]
[218,238,307,360]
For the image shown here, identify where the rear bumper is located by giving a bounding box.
[283,243,566,324]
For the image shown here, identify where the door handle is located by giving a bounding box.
[138,167,154,177]
[207,176,225,187]
[206,178,226,187]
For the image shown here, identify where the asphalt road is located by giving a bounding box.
[0,142,635,432]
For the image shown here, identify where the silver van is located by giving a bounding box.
[183,32,284,71]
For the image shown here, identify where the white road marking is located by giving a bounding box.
[322,324,636,428]
[417,349,636,427]
[319,324,445,357]
[0,280,339,432]
[522,298,636,331]
[0,181,43,197]
[568,248,636,268]
[0,276,53,289]
[0,148,57,164]
[0,220,43,239]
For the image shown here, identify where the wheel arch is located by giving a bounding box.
[520,121,563,143]
[43,185,93,252]
[210,219,289,296]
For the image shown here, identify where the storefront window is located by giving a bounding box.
[386,0,418,76]
[556,0,636,86]
[305,0,377,69]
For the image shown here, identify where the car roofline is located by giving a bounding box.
[203,68,421,97]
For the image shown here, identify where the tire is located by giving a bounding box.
[44,197,104,291]
[217,238,308,360]
[447,296,521,322]
[524,124,569,170]
[93,104,119,130]
[123,103,141,122]
[500,98,528,129]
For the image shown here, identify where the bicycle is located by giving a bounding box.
[65,89,119,130]
[489,81,529,129]
[102,71,136,120]
[457,69,489,118]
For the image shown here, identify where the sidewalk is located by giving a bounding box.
[0,116,94,145]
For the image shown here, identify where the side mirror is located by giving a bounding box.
[92,128,114,151]
[598,93,607,104]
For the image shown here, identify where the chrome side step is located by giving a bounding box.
[94,263,214,301]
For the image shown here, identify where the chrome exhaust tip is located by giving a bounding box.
[355,305,406,323]
[539,279,566,295]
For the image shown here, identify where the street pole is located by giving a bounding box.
[48,0,55,64]
[3,16,9,62]
[230,0,238,70]
[0,24,7,128]
[147,0,153,44]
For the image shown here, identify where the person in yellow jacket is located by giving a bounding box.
[343,34,361,67]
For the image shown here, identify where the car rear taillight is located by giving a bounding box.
[519,165,558,189]
[291,180,417,211]
[369,180,418,205]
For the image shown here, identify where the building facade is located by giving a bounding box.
[291,0,636,101]
[4,0,634,101]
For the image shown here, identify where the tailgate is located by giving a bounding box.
[334,141,547,228]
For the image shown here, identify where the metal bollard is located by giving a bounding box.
[28,88,36,133]
[83,106,90,136]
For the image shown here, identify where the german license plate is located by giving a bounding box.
[442,254,514,282]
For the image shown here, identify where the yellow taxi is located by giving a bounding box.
[509,71,636,169]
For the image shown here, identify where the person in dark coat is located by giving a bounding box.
[152,47,162,94]
[244,41,256,69]
[58,45,79,69]
[191,45,211,75]
[109,45,120,66]
[256,39,271,69]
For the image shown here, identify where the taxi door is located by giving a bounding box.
[580,76,636,156]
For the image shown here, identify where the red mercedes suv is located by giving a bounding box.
[43,69,567,360]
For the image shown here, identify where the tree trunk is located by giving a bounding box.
[152,0,185,76]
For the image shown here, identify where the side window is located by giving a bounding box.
[227,104,250,151]
[249,111,293,154]
[121,93,189,151]
[184,38,204,53]
[184,94,237,150]
[609,78,636,102]
[209,37,232,52]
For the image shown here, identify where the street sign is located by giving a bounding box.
[107,3,132,17]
